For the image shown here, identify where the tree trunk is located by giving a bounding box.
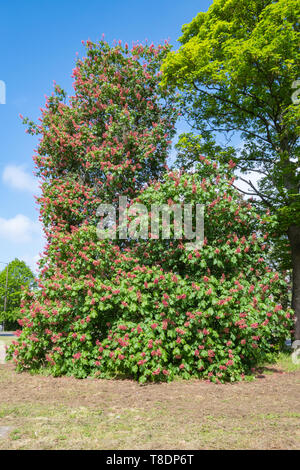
[288,224,300,341]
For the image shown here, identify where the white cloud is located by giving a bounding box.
[2,165,40,194]
[0,214,41,243]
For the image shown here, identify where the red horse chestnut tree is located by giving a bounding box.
[7,40,293,383]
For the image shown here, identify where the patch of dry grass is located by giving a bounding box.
[0,354,299,450]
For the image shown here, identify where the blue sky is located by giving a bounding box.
[0,0,214,273]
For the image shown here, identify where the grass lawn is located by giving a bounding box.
[0,335,17,346]
[0,352,299,450]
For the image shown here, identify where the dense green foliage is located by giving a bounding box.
[0,259,35,330]
[7,160,293,382]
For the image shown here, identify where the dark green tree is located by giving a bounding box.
[0,259,36,330]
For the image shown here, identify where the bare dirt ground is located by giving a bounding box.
[0,358,299,450]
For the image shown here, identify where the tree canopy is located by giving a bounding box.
[162,0,300,338]
[0,259,36,330]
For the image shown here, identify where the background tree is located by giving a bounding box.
[162,0,300,338]
[0,259,36,330]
